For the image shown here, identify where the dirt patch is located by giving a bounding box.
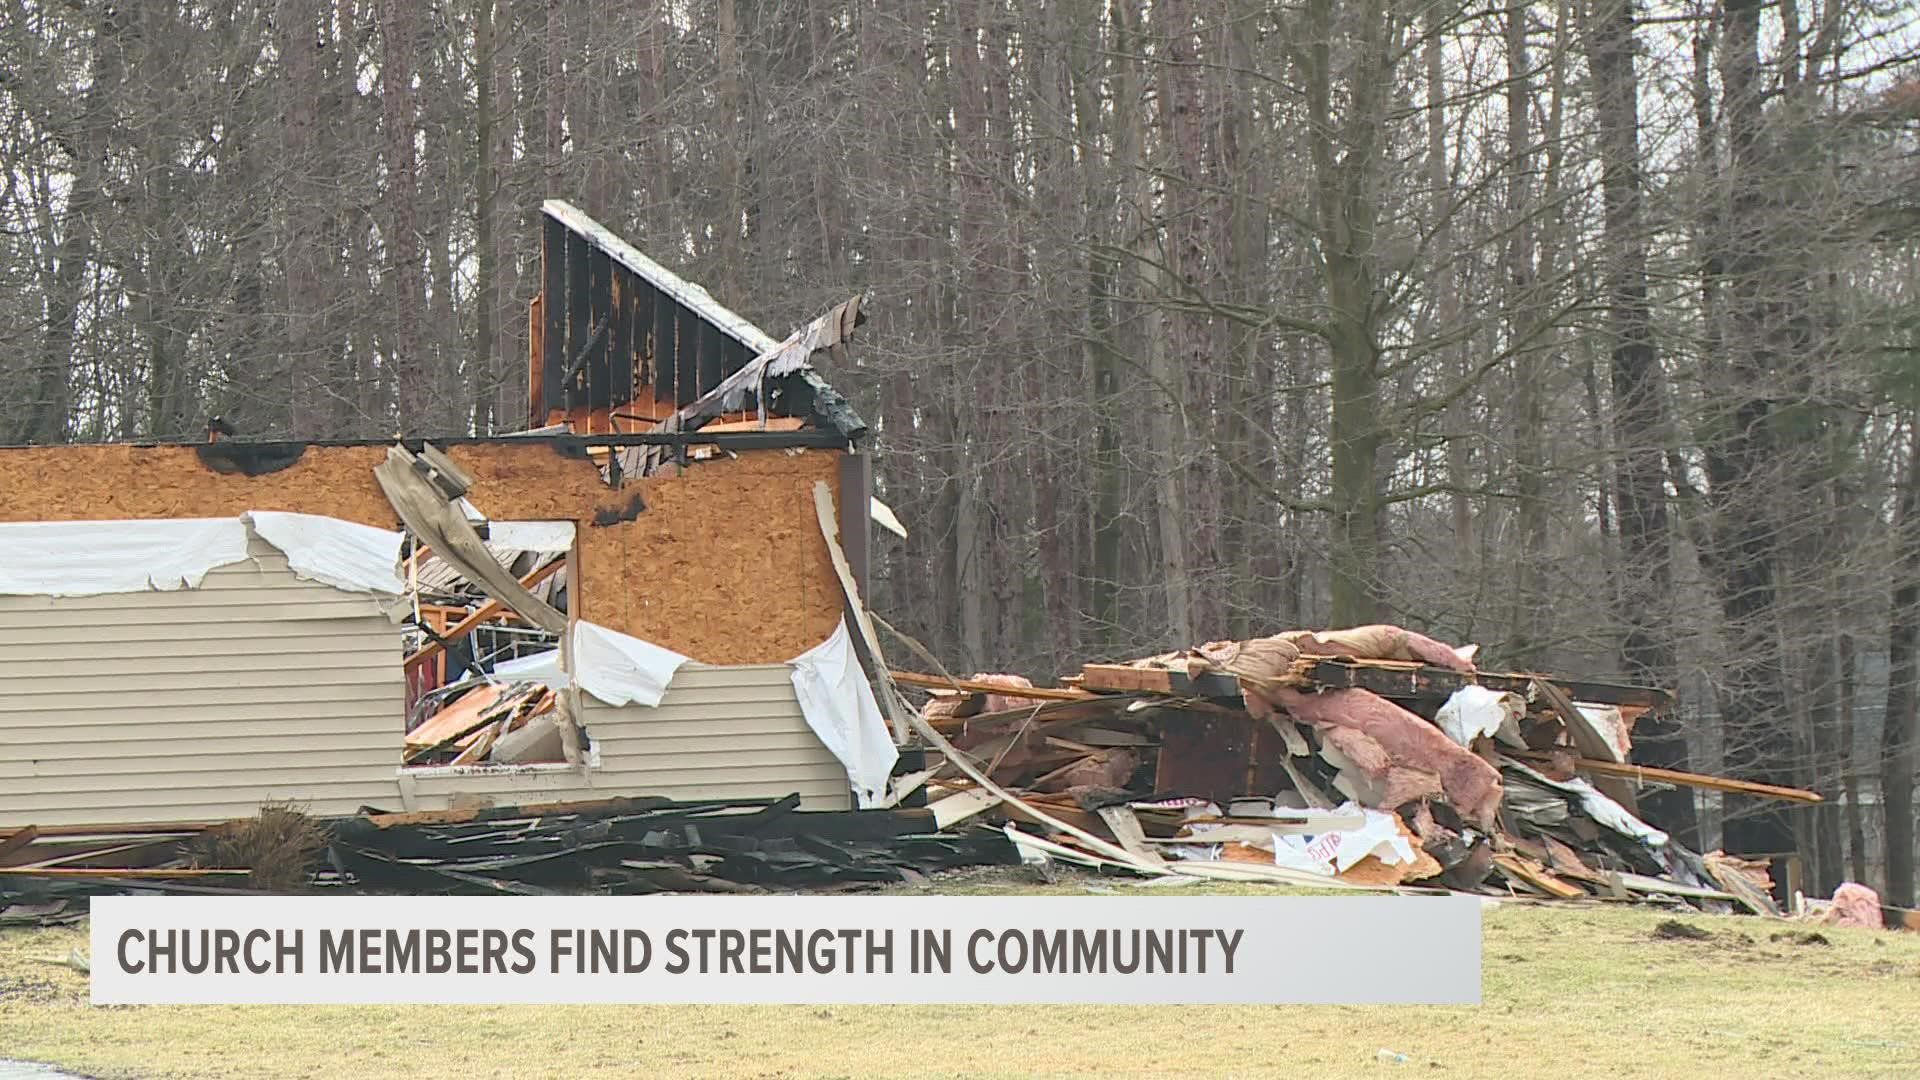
[1651,919,1713,941]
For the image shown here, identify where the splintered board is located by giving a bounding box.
[0,442,844,665]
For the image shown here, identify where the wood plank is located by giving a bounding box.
[1493,852,1586,898]
[1504,749,1822,805]
[565,229,592,415]
[694,417,808,433]
[587,246,614,412]
[610,273,635,413]
[539,217,568,423]
[0,826,39,863]
[1613,872,1739,902]
[928,788,999,830]
[812,480,912,742]
[1080,664,1183,695]
[890,671,1091,701]
[1096,806,1167,866]
[1533,678,1641,816]
[1881,905,1920,932]
[697,321,725,398]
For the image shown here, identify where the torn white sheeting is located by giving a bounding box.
[453,496,576,554]
[485,521,576,554]
[244,512,405,595]
[788,618,899,809]
[570,622,692,708]
[494,648,564,685]
[1262,803,1415,877]
[1576,703,1632,761]
[1435,685,1527,750]
[0,518,249,596]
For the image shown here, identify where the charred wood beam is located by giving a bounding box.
[563,230,591,416]
[652,282,676,400]
[673,306,700,407]
[539,217,568,422]
[611,272,635,409]
[586,247,613,413]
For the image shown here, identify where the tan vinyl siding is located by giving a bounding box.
[0,533,855,825]
[0,536,407,827]
[403,664,853,811]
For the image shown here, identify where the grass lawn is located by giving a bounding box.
[2,870,1917,1079]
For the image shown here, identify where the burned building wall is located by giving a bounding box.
[0,442,846,664]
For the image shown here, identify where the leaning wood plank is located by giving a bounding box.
[1096,806,1168,866]
[813,479,913,742]
[405,557,567,673]
[890,671,1091,701]
[1532,678,1641,816]
[0,826,40,863]
[1504,749,1822,804]
[376,445,566,634]
[1492,853,1585,899]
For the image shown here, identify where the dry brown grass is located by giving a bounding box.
[2,871,1917,1079]
[186,803,328,893]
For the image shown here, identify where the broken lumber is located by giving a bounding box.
[890,671,1090,701]
[1533,678,1640,816]
[0,826,40,864]
[404,557,567,673]
[812,479,913,743]
[1504,750,1822,804]
[1493,853,1585,899]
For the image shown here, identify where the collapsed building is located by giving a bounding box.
[1,202,1906,933]
[0,200,895,829]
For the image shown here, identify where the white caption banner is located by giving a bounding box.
[90,894,1481,1006]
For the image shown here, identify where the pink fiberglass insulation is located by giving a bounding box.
[1824,882,1885,930]
[1274,686,1504,829]
[968,672,1038,715]
[1283,625,1478,673]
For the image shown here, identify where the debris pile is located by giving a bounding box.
[0,797,1018,921]
[896,623,1828,908]
[404,679,572,766]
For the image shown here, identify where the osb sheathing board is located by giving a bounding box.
[0,443,843,664]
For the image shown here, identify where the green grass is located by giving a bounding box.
[3,870,1918,1079]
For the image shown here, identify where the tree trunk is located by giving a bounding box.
[1882,422,1920,906]
[1304,0,1389,627]
[473,0,499,435]
[379,0,427,425]
[1582,0,1695,841]
[1706,0,1795,862]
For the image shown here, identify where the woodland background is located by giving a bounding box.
[2,0,1918,898]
